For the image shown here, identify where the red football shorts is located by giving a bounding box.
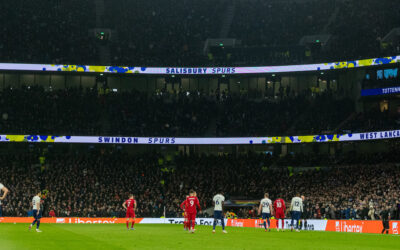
[275,211,285,219]
[126,210,135,218]
[186,212,196,221]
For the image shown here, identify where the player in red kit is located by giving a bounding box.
[180,195,189,230]
[122,194,137,230]
[185,190,201,233]
[273,197,286,232]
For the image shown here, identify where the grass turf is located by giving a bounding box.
[0,223,397,250]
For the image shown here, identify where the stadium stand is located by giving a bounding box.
[0,0,399,228]
[1,148,400,219]
[0,0,398,66]
[2,85,396,136]
[0,0,98,65]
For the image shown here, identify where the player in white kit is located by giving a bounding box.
[290,194,303,232]
[0,183,9,217]
[29,191,42,232]
[212,191,227,233]
[258,193,273,231]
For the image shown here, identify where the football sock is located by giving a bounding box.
[276,220,279,229]
[213,219,217,230]
[131,221,135,228]
[281,219,284,229]
[126,222,129,228]
[267,218,270,228]
[221,219,225,230]
[37,220,40,229]
[32,219,37,226]
[263,221,267,229]
[191,220,195,230]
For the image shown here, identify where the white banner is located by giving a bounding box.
[1,129,400,145]
[0,55,398,75]
[140,218,226,227]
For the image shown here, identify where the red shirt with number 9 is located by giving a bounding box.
[185,196,200,214]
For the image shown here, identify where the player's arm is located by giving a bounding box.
[269,203,273,214]
[180,201,186,210]
[36,200,41,211]
[258,202,262,215]
[0,186,9,200]
[122,201,127,210]
[196,198,201,211]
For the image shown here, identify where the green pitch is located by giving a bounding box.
[0,224,397,250]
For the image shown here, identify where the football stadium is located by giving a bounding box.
[0,0,400,249]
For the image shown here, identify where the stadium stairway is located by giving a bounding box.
[219,0,236,38]
[322,3,340,34]
[332,112,357,133]
[99,45,111,65]
[94,0,105,28]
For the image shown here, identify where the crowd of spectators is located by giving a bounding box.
[0,86,102,135]
[104,0,400,66]
[0,0,398,66]
[0,86,364,137]
[105,0,225,67]
[339,109,400,134]
[323,0,400,62]
[217,90,354,136]
[0,0,98,65]
[106,90,213,137]
[1,147,399,220]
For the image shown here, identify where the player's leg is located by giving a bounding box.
[190,214,196,233]
[221,215,226,233]
[276,217,280,231]
[295,212,300,232]
[385,221,389,234]
[266,213,271,230]
[187,213,192,232]
[290,212,294,231]
[191,218,196,232]
[213,211,219,232]
[304,219,308,230]
[131,216,135,229]
[36,211,42,232]
[29,210,37,230]
[382,221,386,234]
[126,210,131,229]
[184,213,187,230]
[262,213,267,230]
